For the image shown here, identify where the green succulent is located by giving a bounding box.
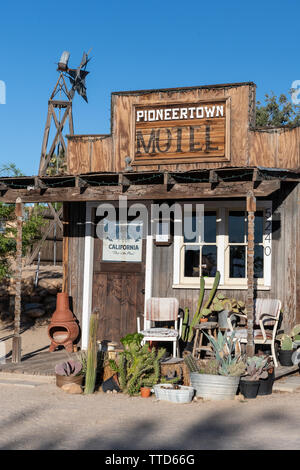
[243,355,269,380]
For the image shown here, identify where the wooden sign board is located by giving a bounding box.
[133,99,230,164]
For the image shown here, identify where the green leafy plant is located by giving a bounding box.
[256,91,300,128]
[0,163,46,280]
[109,333,177,396]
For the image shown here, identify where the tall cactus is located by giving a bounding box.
[187,276,205,342]
[84,310,99,394]
[200,270,221,317]
[181,307,190,342]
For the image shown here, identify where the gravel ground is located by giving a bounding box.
[0,382,299,450]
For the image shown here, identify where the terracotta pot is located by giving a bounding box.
[200,318,208,323]
[140,387,151,398]
[56,373,83,388]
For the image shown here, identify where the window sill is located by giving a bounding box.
[172,284,271,290]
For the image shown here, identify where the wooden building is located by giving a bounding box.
[1,81,299,349]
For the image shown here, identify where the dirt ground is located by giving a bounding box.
[0,323,300,451]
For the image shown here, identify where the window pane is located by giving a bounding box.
[254,211,264,244]
[254,244,264,278]
[202,245,217,277]
[229,211,246,243]
[230,246,246,278]
[183,214,197,243]
[204,211,216,243]
[184,246,200,277]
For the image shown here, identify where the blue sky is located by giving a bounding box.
[0,0,299,176]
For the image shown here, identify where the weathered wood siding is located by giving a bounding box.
[249,127,300,169]
[65,202,86,337]
[66,83,300,174]
[152,184,300,331]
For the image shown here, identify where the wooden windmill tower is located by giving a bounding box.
[39,51,91,176]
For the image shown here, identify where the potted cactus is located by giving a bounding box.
[185,331,246,401]
[55,359,84,388]
[276,325,300,366]
[239,355,269,398]
[108,333,173,396]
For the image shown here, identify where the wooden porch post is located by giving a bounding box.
[246,191,256,357]
[12,197,23,363]
[62,202,69,293]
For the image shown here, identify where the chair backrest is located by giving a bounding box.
[145,297,179,322]
[254,298,281,325]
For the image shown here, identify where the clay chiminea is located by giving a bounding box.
[48,293,79,352]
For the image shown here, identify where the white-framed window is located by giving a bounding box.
[173,201,272,290]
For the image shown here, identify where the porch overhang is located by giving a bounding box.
[0,167,299,203]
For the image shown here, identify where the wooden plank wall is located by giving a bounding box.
[30,207,63,265]
[152,184,300,332]
[249,127,300,169]
[66,83,300,174]
[65,202,86,335]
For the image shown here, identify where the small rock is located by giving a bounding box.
[61,383,83,394]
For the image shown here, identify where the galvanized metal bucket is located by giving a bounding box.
[190,373,240,400]
[153,384,195,403]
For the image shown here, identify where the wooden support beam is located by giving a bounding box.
[119,174,131,192]
[47,202,63,231]
[0,180,281,204]
[253,168,263,189]
[62,203,69,293]
[12,198,22,363]
[246,190,256,358]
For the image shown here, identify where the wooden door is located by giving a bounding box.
[92,212,146,345]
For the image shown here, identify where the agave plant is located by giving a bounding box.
[55,360,83,377]
[203,330,246,377]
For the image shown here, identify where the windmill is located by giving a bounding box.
[38,50,91,176]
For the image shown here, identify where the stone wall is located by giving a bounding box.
[0,266,62,325]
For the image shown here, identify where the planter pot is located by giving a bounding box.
[258,369,275,396]
[218,310,237,329]
[279,349,294,366]
[153,384,194,403]
[239,378,260,399]
[102,374,121,393]
[200,318,208,323]
[190,373,240,401]
[56,373,83,388]
[140,387,151,398]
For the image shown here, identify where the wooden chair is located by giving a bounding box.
[137,297,182,357]
[226,298,282,367]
